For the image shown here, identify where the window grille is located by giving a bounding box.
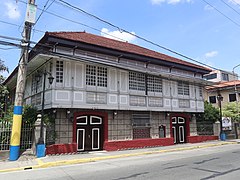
[147,75,162,92]
[31,75,37,94]
[129,71,145,91]
[56,61,64,83]
[86,65,107,87]
[132,113,150,127]
[31,74,42,94]
[178,81,189,96]
[86,65,96,86]
[199,87,203,97]
[97,66,107,87]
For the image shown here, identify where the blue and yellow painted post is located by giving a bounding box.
[9,106,23,161]
[9,0,36,161]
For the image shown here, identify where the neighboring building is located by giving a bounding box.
[5,31,214,154]
[205,80,240,107]
[203,69,237,83]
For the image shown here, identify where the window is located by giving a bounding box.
[129,71,145,91]
[86,65,107,87]
[31,74,42,94]
[229,94,236,102]
[178,81,189,96]
[132,113,150,127]
[147,75,162,93]
[199,87,203,97]
[56,61,64,83]
[97,66,107,87]
[222,73,229,81]
[132,113,151,139]
[209,96,216,104]
[204,73,217,80]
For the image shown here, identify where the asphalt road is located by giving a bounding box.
[1,144,240,180]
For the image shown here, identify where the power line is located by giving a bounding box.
[202,0,240,28]
[0,35,23,42]
[18,0,128,42]
[220,0,240,17]
[0,19,45,34]
[232,0,240,9]
[54,0,219,70]
[17,0,232,72]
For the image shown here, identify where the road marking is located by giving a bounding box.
[0,141,237,173]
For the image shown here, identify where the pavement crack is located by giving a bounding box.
[200,167,240,180]
[163,164,186,170]
[112,172,149,180]
[194,157,219,165]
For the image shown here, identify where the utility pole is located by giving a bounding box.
[9,0,37,161]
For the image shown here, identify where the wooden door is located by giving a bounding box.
[172,117,186,144]
[76,115,103,151]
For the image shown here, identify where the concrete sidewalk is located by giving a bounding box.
[0,140,239,173]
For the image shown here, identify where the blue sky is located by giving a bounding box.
[1,0,240,77]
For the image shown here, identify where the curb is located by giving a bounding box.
[0,141,237,173]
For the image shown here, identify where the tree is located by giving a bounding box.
[222,102,240,122]
[0,59,9,117]
[197,101,220,123]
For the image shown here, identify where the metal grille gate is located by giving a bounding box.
[0,121,34,151]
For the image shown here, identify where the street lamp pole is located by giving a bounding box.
[217,92,225,140]
[233,64,240,120]
[36,69,54,158]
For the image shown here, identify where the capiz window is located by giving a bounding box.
[86,65,107,87]
[147,75,162,92]
[129,71,145,91]
[178,81,189,95]
[56,61,64,83]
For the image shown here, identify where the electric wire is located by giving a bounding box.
[54,0,218,70]
[231,0,240,9]
[18,0,127,42]
[220,0,240,17]
[5,0,240,75]
[202,0,240,28]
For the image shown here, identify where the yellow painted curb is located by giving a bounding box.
[0,141,238,173]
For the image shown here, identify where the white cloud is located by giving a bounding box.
[101,28,136,43]
[229,0,240,5]
[150,0,192,5]
[204,5,214,11]
[205,51,218,58]
[4,1,21,20]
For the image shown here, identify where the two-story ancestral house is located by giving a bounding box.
[5,31,214,154]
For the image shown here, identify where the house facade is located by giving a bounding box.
[5,32,215,154]
[203,69,237,83]
[205,80,240,107]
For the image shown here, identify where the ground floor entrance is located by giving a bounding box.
[171,116,187,144]
[75,115,104,151]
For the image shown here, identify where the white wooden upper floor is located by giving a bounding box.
[23,49,207,112]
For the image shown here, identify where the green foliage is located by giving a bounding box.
[0,59,9,117]
[0,105,13,123]
[22,105,38,125]
[0,105,39,125]
[222,102,240,122]
[198,101,220,122]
